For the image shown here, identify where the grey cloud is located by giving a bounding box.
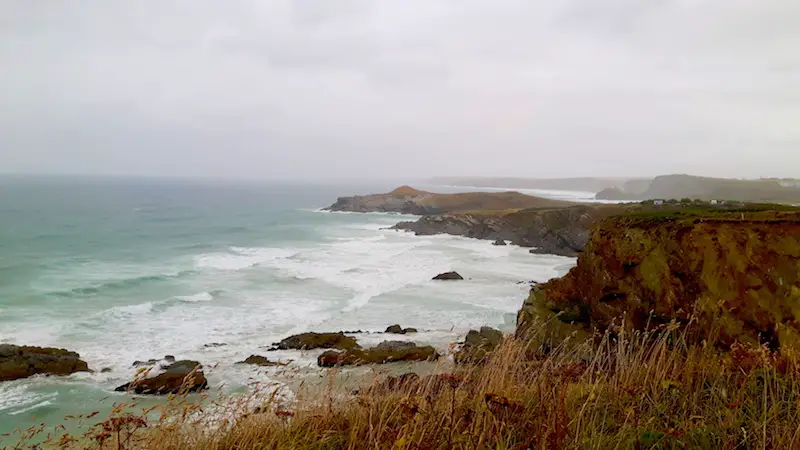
[0,0,798,181]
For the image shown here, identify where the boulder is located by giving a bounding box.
[385,325,418,334]
[0,345,90,382]
[100,368,113,373]
[493,239,507,246]
[318,341,439,368]
[115,360,207,395]
[455,327,504,364]
[274,332,360,351]
[432,271,463,281]
[237,355,285,367]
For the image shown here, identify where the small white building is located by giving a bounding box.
[653,200,664,206]
[710,200,719,205]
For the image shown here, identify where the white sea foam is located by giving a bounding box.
[0,383,58,415]
[8,400,54,416]
[175,291,214,303]
[195,247,297,271]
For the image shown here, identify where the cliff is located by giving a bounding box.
[596,174,800,204]
[326,186,576,215]
[392,205,628,257]
[517,208,800,351]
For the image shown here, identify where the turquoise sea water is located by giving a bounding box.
[0,176,576,439]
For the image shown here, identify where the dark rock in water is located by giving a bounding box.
[0,345,90,382]
[237,355,285,367]
[100,368,113,374]
[115,360,207,395]
[275,332,360,351]
[432,271,463,281]
[375,341,418,352]
[493,239,507,246]
[455,327,504,364]
[204,343,227,348]
[385,325,418,334]
[132,356,175,368]
[318,341,439,367]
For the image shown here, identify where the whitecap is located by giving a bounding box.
[195,247,297,271]
[175,291,214,303]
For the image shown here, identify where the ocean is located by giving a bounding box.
[0,176,577,437]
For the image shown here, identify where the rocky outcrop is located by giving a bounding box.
[273,332,360,351]
[455,327,504,364]
[433,271,463,281]
[385,325,418,334]
[595,187,635,201]
[318,341,439,367]
[516,210,800,351]
[326,186,576,215]
[0,345,90,382]
[237,355,285,367]
[115,360,207,395]
[394,205,628,257]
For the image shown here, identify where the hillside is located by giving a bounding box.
[427,176,636,192]
[597,174,800,204]
[326,186,578,215]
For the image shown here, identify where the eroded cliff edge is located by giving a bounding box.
[517,209,800,351]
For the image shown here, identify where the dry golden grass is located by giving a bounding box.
[10,324,800,450]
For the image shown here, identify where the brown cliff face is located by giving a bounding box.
[517,210,800,351]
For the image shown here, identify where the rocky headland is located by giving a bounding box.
[517,207,800,350]
[393,205,628,257]
[326,186,576,215]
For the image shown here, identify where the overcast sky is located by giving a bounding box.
[1,1,798,181]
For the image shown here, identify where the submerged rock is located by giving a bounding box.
[274,332,360,351]
[493,239,507,246]
[432,271,463,281]
[0,345,90,382]
[455,327,504,364]
[385,325,418,334]
[237,355,285,367]
[318,341,439,367]
[115,360,207,395]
